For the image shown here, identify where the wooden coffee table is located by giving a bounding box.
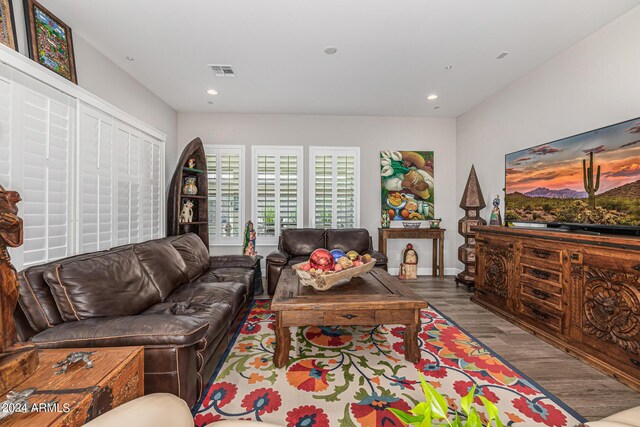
[271,268,428,368]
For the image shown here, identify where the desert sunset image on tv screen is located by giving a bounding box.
[505,117,640,227]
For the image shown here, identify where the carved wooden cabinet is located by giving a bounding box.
[473,226,640,391]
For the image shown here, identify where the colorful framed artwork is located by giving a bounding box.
[380,151,435,221]
[0,0,18,50]
[24,0,77,83]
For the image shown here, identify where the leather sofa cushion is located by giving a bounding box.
[326,228,370,253]
[170,234,210,281]
[287,256,309,267]
[30,314,209,347]
[133,239,188,299]
[17,257,94,333]
[194,268,254,296]
[166,281,247,315]
[144,297,235,368]
[44,249,162,321]
[209,255,259,270]
[281,229,326,257]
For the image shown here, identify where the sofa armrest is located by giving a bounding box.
[266,250,290,266]
[209,255,259,269]
[365,249,388,265]
[31,315,209,348]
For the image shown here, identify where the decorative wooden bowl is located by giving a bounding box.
[291,259,376,291]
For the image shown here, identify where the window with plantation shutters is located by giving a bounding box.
[309,147,360,229]
[251,146,303,245]
[206,146,245,245]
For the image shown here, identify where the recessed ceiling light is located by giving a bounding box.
[445,65,453,70]
[324,46,338,55]
[126,56,135,61]
[497,52,509,59]
[206,89,218,95]
[426,94,439,101]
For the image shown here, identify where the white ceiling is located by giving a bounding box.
[41,0,640,117]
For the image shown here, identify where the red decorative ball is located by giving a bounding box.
[309,248,335,271]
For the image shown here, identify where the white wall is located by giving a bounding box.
[178,113,459,274]
[73,36,178,180]
[456,5,640,265]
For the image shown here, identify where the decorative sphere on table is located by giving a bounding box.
[329,249,346,263]
[309,249,335,271]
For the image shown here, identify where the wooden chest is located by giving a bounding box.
[2,346,144,426]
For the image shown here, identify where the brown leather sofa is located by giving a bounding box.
[13,233,256,408]
[266,228,387,295]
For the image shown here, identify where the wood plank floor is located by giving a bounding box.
[403,276,640,421]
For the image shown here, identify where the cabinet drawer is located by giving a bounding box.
[521,245,563,269]
[324,310,375,325]
[522,264,562,285]
[521,282,563,311]
[519,299,563,333]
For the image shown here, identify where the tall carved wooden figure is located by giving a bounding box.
[455,165,486,291]
[0,184,38,395]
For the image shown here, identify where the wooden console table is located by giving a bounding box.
[2,346,143,426]
[378,227,445,279]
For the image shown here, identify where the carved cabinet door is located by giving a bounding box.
[476,236,516,313]
[576,251,640,374]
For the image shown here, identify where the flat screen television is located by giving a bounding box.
[505,117,640,235]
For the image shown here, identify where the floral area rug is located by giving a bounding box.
[193,300,585,427]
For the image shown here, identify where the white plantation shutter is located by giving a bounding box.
[0,68,75,269]
[78,104,113,252]
[0,55,166,271]
[251,146,303,245]
[206,146,244,245]
[309,147,360,229]
[115,123,142,245]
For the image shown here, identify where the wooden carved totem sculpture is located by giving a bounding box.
[0,184,38,395]
[455,165,486,291]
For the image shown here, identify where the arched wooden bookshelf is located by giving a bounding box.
[167,137,209,249]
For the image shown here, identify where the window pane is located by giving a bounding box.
[256,154,276,236]
[336,155,356,228]
[280,155,298,230]
[220,153,241,237]
[314,155,333,228]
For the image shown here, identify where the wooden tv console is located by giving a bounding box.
[472,225,640,391]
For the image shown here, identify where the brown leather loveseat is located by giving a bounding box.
[266,228,387,294]
[13,233,256,407]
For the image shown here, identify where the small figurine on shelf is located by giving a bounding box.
[183,176,198,195]
[381,210,390,228]
[489,195,503,226]
[398,243,418,280]
[429,218,442,229]
[179,200,194,223]
[187,157,196,169]
[242,220,257,256]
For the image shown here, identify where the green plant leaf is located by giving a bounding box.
[460,384,476,415]
[419,373,449,419]
[465,408,482,427]
[478,396,504,427]
[452,414,464,427]
[389,408,425,426]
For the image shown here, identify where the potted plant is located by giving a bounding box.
[389,373,504,427]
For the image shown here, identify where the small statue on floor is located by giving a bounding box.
[398,243,418,280]
[243,220,257,256]
[489,194,503,226]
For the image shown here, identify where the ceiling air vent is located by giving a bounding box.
[208,64,236,78]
